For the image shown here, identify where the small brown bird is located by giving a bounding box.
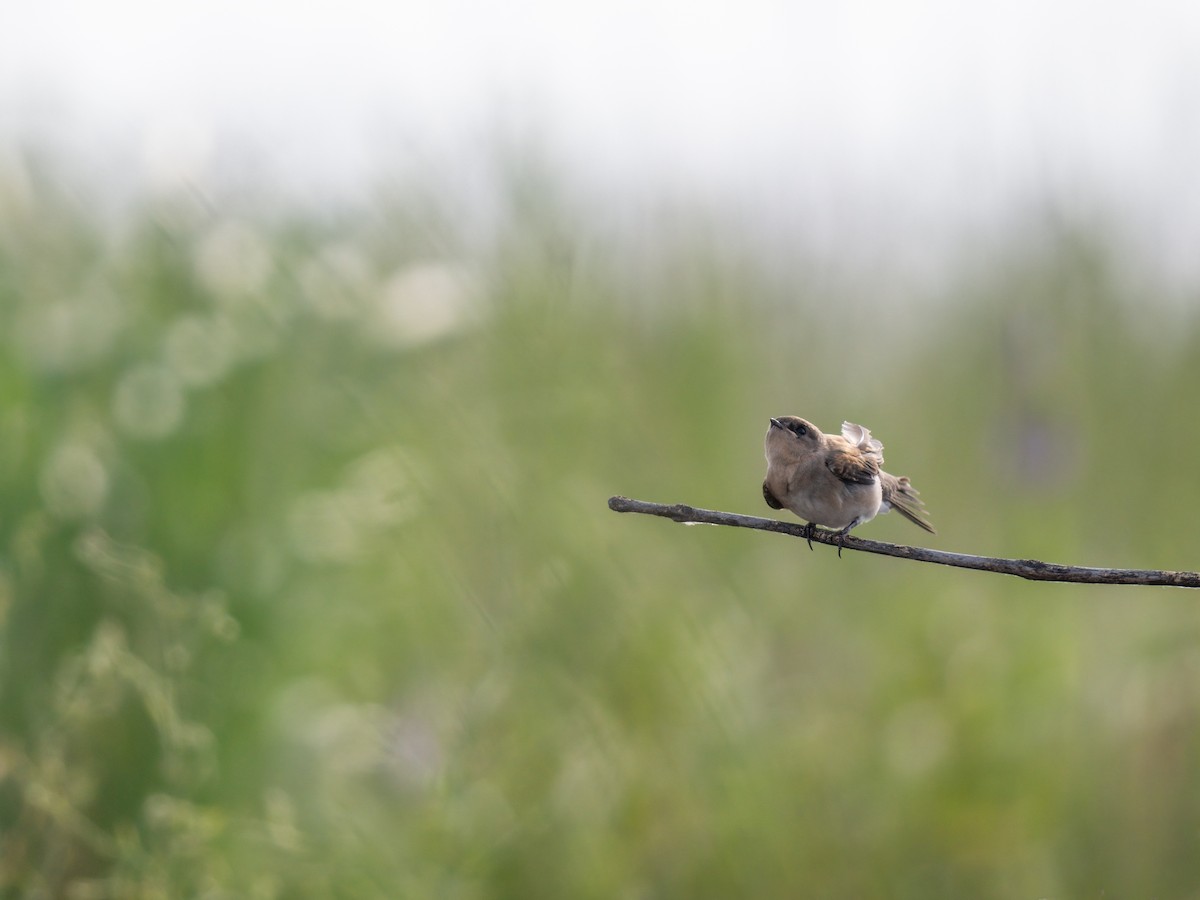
[762,416,934,554]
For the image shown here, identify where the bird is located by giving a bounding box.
[762,416,934,555]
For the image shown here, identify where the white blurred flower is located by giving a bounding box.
[39,444,109,519]
[286,447,422,565]
[18,291,124,374]
[341,447,422,528]
[286,491,361,563]
[378,261,478,346]
[112,364,186,440]
[165,314,235,387]
[194,220,273,300]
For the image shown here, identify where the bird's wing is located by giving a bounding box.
[825,448,880,485]
[841,421,884,461]
[762,480,784,510]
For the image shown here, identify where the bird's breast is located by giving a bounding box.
[774,465,883,529]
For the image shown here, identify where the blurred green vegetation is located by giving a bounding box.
[2,159,1200,899]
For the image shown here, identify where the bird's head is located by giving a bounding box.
[765,415,822,464]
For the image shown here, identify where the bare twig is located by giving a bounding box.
[607,496,1200,588]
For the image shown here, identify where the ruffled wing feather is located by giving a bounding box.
[841,421,884,462]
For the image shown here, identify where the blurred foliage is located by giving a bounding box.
[1,156,1200,899]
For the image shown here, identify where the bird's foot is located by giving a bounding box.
[804,522,817,551]
[834,520,860,558]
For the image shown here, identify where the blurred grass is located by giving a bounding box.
[2,158,1200,898]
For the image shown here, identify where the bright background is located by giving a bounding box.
[6,0,1200,282]
[3,3,1200,897]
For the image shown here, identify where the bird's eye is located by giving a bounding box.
[792,423,807,436]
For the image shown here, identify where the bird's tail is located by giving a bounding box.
[880,472,936,534]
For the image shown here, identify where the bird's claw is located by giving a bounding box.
[834,522,857,558]
[803,522,852,556]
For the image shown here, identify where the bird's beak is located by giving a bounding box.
[769,418,783,430]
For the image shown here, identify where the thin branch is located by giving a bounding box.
[608,496,1200,589]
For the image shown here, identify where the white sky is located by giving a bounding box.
[3,0,1200,279]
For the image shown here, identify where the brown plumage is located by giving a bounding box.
[762,416,934,552]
